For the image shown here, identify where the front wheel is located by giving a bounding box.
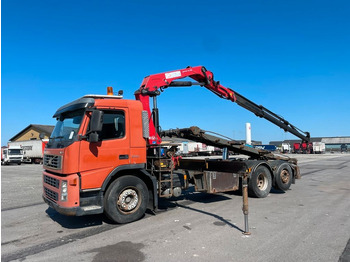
[248,166,272,198]
[104,175,149,224]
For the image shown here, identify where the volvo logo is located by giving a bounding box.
[48,157,54,166]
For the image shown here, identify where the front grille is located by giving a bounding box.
[44,187,58,202]
[9,157,22,160]
[44,175,60,188]
[43,154,62,169]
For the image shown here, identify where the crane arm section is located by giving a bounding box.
[233,91,310,142]
[134,66,310,145]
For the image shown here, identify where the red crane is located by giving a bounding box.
[135,66,310,145]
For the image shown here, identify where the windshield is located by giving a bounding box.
[48,109,84,148]
[8,149,23,155]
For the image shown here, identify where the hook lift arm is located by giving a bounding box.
[134,66,310,145]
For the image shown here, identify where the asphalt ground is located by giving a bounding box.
[1,153,350,262]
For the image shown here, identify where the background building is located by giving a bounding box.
[9,124,54,142]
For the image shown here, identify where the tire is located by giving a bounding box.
[248,165,272,198]
[274,163,292,191]
[104,175,149,224]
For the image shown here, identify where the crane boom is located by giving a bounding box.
[134,66,310,145]
[233,91,310,142]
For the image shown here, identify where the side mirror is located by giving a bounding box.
[88,133,99,143]
[39,133,45,139]
[90,110,104,132]
[88,110,103,143]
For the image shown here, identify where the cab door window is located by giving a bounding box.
[98,111,125,140]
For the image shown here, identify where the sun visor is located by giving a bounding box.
[53,97,95,118]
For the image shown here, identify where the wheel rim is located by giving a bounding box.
[280,169,290,184]
[257,173,268,191]
[117,188,140,214]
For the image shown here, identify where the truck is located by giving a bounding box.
[293,142,313,154]
[312,142,325,154]
[1,145,23,165]
[8,140,48,164]
[178,142,217,156]
[293,143,301,153]
[281,143,291,153]
[341,144,348,153]
[42,66,311,234]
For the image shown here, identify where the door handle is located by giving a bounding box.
[119,155,129,160]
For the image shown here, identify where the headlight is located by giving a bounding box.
[61,180,68,201]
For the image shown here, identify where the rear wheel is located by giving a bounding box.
[274,163,292,191]
[104,175,149,224]
[248,166,272,198]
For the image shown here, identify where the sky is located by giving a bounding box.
[1,0,350,145]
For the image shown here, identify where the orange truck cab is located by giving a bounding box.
[42,94,158,223]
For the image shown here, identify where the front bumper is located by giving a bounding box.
[8,159,22,163]
[43,195,103,216]
[43,171,104,217]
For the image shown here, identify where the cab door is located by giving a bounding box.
[78,109,130,189]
